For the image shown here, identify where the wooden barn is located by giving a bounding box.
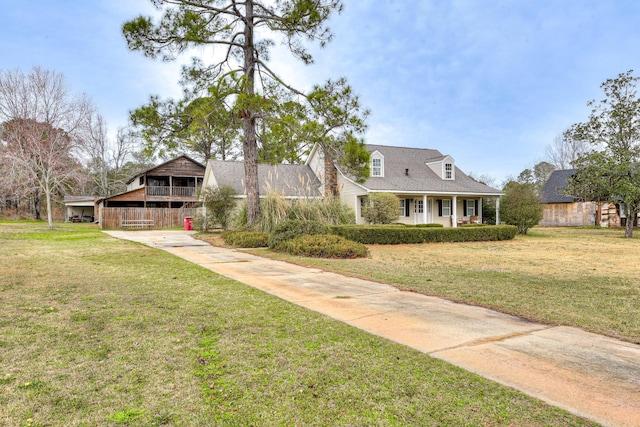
[540,169,632,228]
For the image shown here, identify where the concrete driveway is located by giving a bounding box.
[104,230,640,427]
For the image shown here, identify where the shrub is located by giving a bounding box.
[330,224,517,244]
[275,234,368,258]
[268,219,328,249]
[222,231,269,248]
[362,193,400,224]
[190,212,205,232]
[200,185,237,230]
[499,181,543,234]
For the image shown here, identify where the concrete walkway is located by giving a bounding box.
[104,230,640,427]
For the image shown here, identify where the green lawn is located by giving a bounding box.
[0,222,597,426]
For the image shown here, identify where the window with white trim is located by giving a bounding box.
[371,158,382,176]
[415,199,424,214]
[399,199,410,217]
[441,199,451,216]
[465,200,476,216]
[444,163,453,180]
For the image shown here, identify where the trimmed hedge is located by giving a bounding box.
[268,219,329,249]
[274,234,368,258]
[329,224,517,244]
[222,231,270,248]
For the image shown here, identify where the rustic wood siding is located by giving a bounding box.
[100,207,200,229]
[152,157,205,177]
[540,202,596,226]
[106,188,146,203]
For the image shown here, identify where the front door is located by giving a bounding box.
[414,199,425,224]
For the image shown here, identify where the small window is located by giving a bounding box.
[371,158,382,176]
[465,200,476,216]
[139,176,144,185]
[399,199,410,217]
[444,163,453,180]
[440,199,451,216]
[415,199,424,214]
[360,197,368,217]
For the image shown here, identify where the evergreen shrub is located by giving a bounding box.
[275,234,368,258]
[330,224,517,244]
[222,230,270,248]
[268,219,329,248]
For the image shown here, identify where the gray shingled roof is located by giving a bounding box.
[541,169,576,203]
[207,160,322,198]
[359,144,502,195]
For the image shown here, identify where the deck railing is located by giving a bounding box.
[146,186,197,197]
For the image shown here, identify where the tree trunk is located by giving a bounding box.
[242,0,260,228]
[625,209,635,238]
[243,117,259,227]
[45,185,54,230]
[33,190,41,220]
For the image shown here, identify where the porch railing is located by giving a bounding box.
[146,186,197,197]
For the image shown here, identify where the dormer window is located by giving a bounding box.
[425,155,455,180]
[444,163,454,180]
[370,151,384,177]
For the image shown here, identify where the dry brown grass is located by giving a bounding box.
[255,227,640,343]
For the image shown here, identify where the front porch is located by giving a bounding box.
[356,194,500,226]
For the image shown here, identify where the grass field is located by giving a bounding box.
[0,221,598,426]
[252,226,640,344]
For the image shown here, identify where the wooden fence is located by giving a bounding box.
[100,207,200,229]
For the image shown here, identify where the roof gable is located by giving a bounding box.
[126,155,205,184]
[349,144,502,195]
[541,169,576,203]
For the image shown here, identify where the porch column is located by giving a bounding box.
[423,195,427,224]
[452,195,458,227]
[496,198,500,225]
[479,198,483,222]
[354,195,359,224]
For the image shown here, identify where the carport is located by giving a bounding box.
[63,196,96,222]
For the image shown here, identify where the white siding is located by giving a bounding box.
[338,176,367,224]
[127,177,144,192]
[306,146,326,195]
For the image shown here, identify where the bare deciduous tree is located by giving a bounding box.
[80,113,139,196]
[545,132,590,170]
[0,67,92,228]
[0,119,84,228]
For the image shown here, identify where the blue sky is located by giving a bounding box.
[2,1,640,183]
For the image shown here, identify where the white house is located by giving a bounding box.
[307,144,503,226]
[202,144,503,227]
